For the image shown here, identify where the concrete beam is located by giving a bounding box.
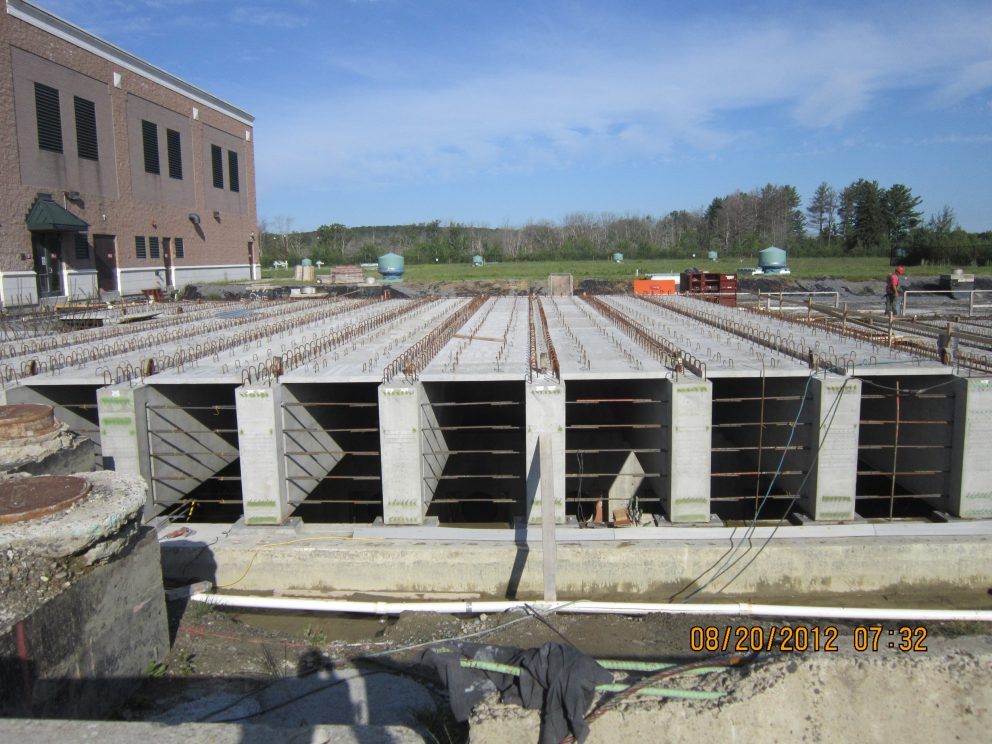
[525,381,565,524]
[949,377,992,518]
[664,378,712,522]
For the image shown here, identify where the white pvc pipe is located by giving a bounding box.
[189,594,992,623]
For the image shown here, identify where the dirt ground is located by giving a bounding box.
[117,590,992,741]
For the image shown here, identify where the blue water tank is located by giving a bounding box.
[377,252,405,279]
[707,251,718,261]
[472,254,484,266]
[612,252,624,263]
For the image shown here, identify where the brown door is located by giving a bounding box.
[248,241,255,280]
[93,234,117,292]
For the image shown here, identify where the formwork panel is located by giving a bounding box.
[421,381,526,523]
[564,378,666,522]
[281,382,382,523]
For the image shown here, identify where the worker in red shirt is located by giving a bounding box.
[885,266,904,315]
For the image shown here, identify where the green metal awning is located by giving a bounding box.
[25,193,89,232]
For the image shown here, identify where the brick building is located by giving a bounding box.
[0,0,257,306]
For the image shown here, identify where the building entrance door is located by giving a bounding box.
[32,232,62,297]
[93,235,117,292]
[248,241,255,280]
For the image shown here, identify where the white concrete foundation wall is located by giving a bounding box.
[118,267,169,294]
[116,264,253,294]
[0,271,39,306]
[174,264,252,286]
[65,269,98,300]
[165,528,992,597]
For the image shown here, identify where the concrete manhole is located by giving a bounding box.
[0,475,92,524]
[0,404,60,440]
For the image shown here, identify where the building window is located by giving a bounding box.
[142,120,160,174]
[149,236,160,259]
[167,128,183,180]
[73,96,99,161]
[135,235,147,259]
[74,234,90,259]
[211,144,224,189]
[174,237,184,259]
[228,151,240,192]
[35,82,63,153]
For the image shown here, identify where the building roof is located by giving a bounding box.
[6,0,254,126]
[25,194,89,232]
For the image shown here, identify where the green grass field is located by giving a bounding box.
[262,257,990,283]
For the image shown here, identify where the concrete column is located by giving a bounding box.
[802,376,861,521]
[664,378,712,523]
[949,377,992,518]
[525,381,566,524]
[97,384,153,514]
[379,382,448,525]
[236,384,290,525]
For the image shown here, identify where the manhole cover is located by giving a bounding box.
[0,404,60,441]
[0,475,91,524]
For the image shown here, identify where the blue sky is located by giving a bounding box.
[39,0,992,232]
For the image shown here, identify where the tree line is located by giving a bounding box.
[259,180,990,266]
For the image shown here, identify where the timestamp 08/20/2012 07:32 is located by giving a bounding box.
[689,624,929,654]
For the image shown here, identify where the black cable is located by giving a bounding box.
[715,376,855,593]
[675,372,817,601]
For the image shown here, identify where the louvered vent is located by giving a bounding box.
[142,120,160,174]
[74,96,98,160]
[211,144,224,188]
[167,128,183,179]
[35,82,63,153]
[228,150,240,192]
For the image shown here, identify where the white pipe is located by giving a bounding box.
[189,594,992,623]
